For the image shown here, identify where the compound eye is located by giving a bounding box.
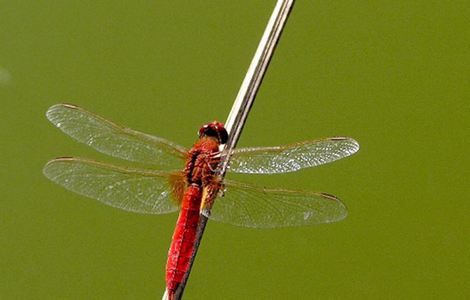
[218,129,228,144]
[198,125,207,137]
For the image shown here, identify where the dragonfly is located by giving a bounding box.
[43,103,359,299]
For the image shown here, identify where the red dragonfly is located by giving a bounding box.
[43,104,359,299]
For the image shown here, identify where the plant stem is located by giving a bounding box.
[166,1,296,299]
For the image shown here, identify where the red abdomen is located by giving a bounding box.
[165,185,202,296]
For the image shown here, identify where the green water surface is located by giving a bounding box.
[1,1,468,299]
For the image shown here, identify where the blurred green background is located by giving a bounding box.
[1,1,468,299]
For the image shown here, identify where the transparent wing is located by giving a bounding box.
[46,104,187,170]
[208,180,348,228]
[43,157,179,214]
[228,137,359,174]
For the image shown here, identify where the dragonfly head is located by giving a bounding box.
[198,121,228,144]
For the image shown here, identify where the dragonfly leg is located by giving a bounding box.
[200,177,223,216]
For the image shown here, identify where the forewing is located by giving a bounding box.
[46,104,187,169]
[208,180,348,228]
[229,137,359,174]
[43,157,179,214]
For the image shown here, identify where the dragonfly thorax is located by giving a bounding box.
[185,138,221,186]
